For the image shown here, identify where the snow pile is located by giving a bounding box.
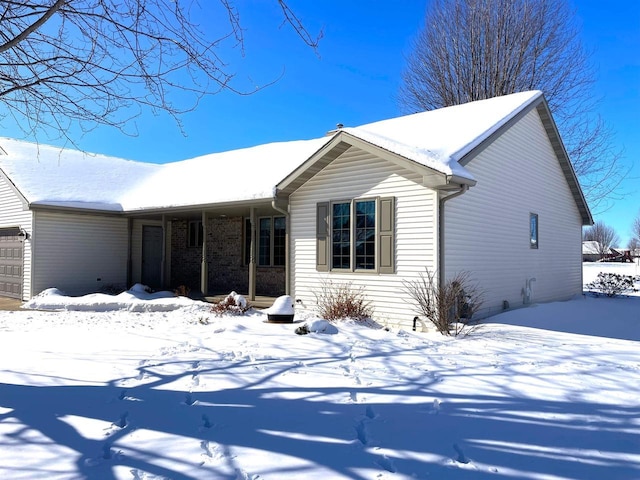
[263,295,295,315]
[1,279,639,479]
[22,285,210,313]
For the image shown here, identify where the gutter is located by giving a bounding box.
[438,185,469,288]
[271,198,290,295]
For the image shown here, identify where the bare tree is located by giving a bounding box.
[583,220,620,259]
[631,212,640,252]
[399,0,626,212]
[0,1,321,143]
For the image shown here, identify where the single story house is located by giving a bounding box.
[0,90,592,325]
[582,240,604,262]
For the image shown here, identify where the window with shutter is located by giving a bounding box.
[316,197,395,273]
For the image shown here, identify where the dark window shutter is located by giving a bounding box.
[316,202,330,271]
[378,197,395,274]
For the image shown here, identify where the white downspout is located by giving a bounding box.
[438,185,469,288]
[272,199,290,295]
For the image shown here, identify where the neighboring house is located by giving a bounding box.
[0,91,592,325]
[582,240,605,262]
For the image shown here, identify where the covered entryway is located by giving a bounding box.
[0,227,24,299]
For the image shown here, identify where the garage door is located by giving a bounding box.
[0,227,23,299]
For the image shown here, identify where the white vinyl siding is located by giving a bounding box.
[0,174,32,299]
[444,108,583,317]
[290,146,438,328]
[32,211,129,296]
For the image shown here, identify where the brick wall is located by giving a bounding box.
[170,216,285,296]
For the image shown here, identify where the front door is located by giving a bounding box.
[141,225,163,290]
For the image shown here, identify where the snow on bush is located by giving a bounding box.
[211,291,251,316]
[586,272,635,297]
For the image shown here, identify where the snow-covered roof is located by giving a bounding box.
[582,241,606,255]
[0,91,548,213]
[342,90,542,178]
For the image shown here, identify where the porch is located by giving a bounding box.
[128,199,290,301]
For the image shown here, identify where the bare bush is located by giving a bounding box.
[314,281,373,321]
[403,269,483,336]
[211,292,251,316]
[586,272,634,297]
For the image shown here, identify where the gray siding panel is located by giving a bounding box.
[444,109,583,317]
[32,211,129,296]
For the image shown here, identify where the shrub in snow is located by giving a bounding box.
[173,285,191,297]
[403,269,483,336]
[586,272,634,297]
[314,281,373,322]
[211,291,251,316]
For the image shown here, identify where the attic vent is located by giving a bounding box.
[325,123,345,136]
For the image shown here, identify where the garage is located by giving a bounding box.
[0,227,24,299]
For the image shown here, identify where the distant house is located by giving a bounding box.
[582,240,604,262]
[0,91,592,325]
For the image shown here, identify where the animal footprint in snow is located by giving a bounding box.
[183,393,196,406]
[201,414,213,429]
[355,419,368,445]
[453,443,469,464]
[376,454,397,473]
[365,405,376,419]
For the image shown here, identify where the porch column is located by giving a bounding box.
[161,215,167,288]
[200,211,208,296]
[248,207,257,301]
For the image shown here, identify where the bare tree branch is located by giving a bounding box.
[399,0,629,212]
[0,0,322,146]
[583,220,620,258]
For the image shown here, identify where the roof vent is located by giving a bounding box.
[325,123,345,136]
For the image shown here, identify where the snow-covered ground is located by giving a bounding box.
[1,264,639,479]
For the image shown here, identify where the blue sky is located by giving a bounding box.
[2,1,639,245]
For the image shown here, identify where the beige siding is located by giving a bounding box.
[32,211,129,296]
[444,109,583,317]
[0,175,32,299]
[290,147,438,328]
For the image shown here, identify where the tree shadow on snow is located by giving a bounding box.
[0,338,639,479]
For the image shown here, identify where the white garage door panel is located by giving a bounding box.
[0,228,23,299]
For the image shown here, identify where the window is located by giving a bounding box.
[259,218,271,265]
[244,216,286,266]
[188,220,203,247]
[273,217,286,266]
[332,202,351,269]
[530,213,539,249]
[317,197,395,273]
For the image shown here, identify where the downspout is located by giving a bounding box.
[438,185,469,288]
[272,199,290,295]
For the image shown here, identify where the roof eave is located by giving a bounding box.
[276,130,472,198]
